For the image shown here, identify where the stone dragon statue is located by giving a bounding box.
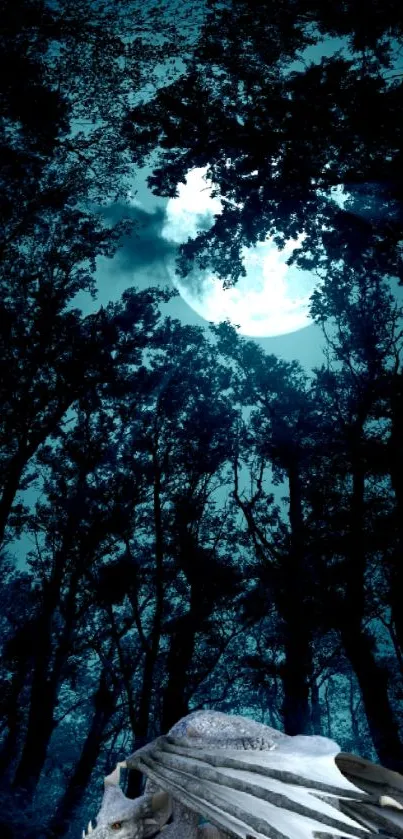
[82,710,403,839]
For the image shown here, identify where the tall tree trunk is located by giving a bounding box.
[341,623,403,771]
[389,376,403,655]
[340,446,403,772]
[12,568,77,798]
[126,458,164,799]
[12,589,60,797]
[161,617,193,734]
[234,451,313,735]
[281,624,312,735]
[12,660,58,797]
[48,671,117,837]
[161,578,203,734]
[281,464,313,735]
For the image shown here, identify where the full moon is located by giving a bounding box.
[161,167,319,337]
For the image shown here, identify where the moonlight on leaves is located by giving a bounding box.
[160,167,320,338]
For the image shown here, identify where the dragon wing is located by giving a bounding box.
[125,732,403,839]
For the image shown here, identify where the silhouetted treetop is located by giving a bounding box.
[123,0,403,285]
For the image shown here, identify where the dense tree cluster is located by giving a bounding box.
[1,0,402,837]
[125,0,403,285]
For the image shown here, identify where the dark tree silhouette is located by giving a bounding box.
[2,0,403,834]
[123,0,403,286]
[47,668,120,837]
[5,286,173,798]
[210,323,320,735]
[309,265,403,770]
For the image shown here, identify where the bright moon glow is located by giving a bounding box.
[161,167,319,337]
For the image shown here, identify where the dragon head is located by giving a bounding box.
[82,762,172,839]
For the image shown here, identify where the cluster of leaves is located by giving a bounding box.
[123,0,403,285]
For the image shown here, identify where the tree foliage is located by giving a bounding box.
[123,0,403,285]
[1,0,403,835]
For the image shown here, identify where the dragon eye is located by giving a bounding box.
[111,823,123,831]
